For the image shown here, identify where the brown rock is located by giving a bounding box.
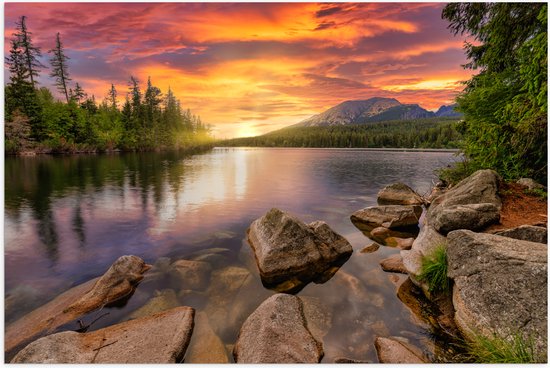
[233,294,323,363]
[11,307,194,363]
[367,226,419,245]
[360,243,380,253]
[5,255,150,358]
[170,259,212,291]
[351,205,423,229]
[127,289,179,320]
[379,254,408,274]
[377,182,424,205]
[185,312,229,363]
[385,237,414,250]
[374,337,427,363]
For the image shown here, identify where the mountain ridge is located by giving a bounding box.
[295,97,460,127]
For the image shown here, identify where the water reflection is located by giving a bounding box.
[5,148,458,362]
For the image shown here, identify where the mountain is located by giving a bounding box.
[296,97,401,127]
[295,97,438,127]
[435,104,462,118]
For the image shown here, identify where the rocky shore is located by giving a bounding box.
[6,170,547,363]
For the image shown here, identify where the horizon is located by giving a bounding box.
[4,2,471,138]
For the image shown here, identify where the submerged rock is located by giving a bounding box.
[351,205,422,229]
[367,226,419,245]
[379,254,408,274]
[5,255,151,358]
[374,337,427,363]
[170,259,212,291]
[360,243,380,253]
[247,208,352,293]
[127,289,180,320]
[233,294,323,363]
[377,182,424,205]
[11,306,195,363]
[447,230,547,356]
[185,312,229,363]
[385,237,414,250]
[494,225,547,244]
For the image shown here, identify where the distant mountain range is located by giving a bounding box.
[295,97,462,127]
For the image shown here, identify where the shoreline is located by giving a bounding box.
[214,146,461,153]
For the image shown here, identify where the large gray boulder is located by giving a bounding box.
[374,337,426,363]
[5,255,151,358]
[11,306,195,363]
[233,294,323,363]
[447,230,547,356]
[431,203,500,235]
[495,225,547,244]
[377,183,424,205]
[427,169,501,233]
[351,205,423,229]
[247,208,352,293]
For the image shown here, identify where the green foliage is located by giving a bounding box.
[464,332,543,363]
[418,244,450,294]
[436,159,477,185]
[524,188,548,200]
[442,3,547,183]
[220,118,462,148]
[4,16,214,154]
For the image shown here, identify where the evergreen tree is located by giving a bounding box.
[49,32,71,103]
[442,3,547,182]
[107,83,118,110]
[72,82,86,104]
[13,15,43,89]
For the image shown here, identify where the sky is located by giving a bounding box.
[4,2,473,138]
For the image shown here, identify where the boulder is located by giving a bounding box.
[374,337,427,363]
[377,182,424,205]
[517,178,546,191]
[447,230,547,356]
[170,259,212,291]
[127,289,180,320]
[494,225,547,244]
[233,294,323,363]
[431,203,500,235]
[380,254,408,274]
[351,205,422,229]
[5,255,151,358]
[247,208,352,293]
[185,312,229,363]
[11,306,195,363]
[427,170,501,233]
[301,296,333,343]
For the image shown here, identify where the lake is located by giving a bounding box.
[5,147,459,362]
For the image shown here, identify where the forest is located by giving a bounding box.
[5,16,213,154]
[219,118,462,149]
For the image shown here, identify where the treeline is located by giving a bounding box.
[219,118,462,148]
[5,16,213,154]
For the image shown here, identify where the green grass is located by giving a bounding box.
[524,187,548,199]
[418,244,450,294]
[464,332,543,363]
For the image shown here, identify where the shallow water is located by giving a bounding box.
[5,147,458,362]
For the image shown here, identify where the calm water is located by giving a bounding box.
[5,148,458,362]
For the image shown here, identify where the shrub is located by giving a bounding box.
[418,244,450,294]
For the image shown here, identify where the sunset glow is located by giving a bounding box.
[4,3,472,138]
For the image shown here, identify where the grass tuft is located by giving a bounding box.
[418,244,449,294]
[464,332,543,363]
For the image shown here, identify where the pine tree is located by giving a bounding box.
[107,83,117,110]
[13,15,43,89]
[72,82,86,104]
[49,32,71,103]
